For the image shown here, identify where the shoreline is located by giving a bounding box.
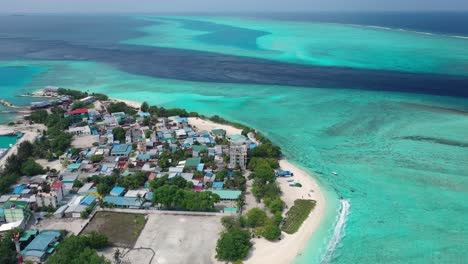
[0,122,46,168]
[98,97,327,263]
[188,116,327,264]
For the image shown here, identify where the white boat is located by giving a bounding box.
[331,171,338,176]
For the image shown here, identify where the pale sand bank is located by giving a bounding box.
[188,117,242,136]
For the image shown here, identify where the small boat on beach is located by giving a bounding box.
[287,179,294,182]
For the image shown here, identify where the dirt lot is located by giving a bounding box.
[121,213,223,264]
[35,217,87,235]
[82,212,147,248]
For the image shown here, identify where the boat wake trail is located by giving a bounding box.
[322,199,351,264]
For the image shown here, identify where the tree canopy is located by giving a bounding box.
[47,235,109,264]
[215,227,252,262]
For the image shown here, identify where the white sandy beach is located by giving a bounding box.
[245,159,326,264]
[189,117,326,264]
[0,122,46,168]
[188,117,242,136]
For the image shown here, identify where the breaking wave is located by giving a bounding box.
[321,199,351,264]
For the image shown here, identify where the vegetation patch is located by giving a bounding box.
[281,199,316,234]
[82,212,146,248]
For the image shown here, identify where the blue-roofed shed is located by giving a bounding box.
[138,112,151,117]
[212,182,224,189]
[137,153,151,161]
[110,186,125,196]
[111,144,132,156]
[145,192,153,201]
[197,163,205,172]
[80,196,97,206]
[103,196,143,208]
[12,185,26,195]
[208,190,242,200]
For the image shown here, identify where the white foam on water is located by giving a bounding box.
[321,199,351,264]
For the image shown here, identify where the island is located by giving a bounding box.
[0,88,325,264]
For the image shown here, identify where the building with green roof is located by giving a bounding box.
[66,163,81,172]
[211,129,226,137]
[2,200,32,223]
[185,157,201,169]
[192,145,208,152]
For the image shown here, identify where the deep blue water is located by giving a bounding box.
[253,12,468,37]
[161,17,269,50]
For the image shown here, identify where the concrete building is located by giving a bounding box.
[229,142,247,170]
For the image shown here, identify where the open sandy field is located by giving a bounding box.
[127,213,223,264]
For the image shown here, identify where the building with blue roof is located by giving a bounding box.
[212,182,224,190]
[207,190,242,200]
[138,112,151,117]
[110,144,132,156]
[110,186,125,196]
[80,196,97,206]
[137,153,151,161]
[12,185,26,195]
[103,196,144,209]
[22,230,61,263]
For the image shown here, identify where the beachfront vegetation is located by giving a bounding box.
[20,158,45,176]
[47,235,109,264]
[246,208,268,227]
[216,227,252,262]
[281,199,316,234]
[107,102,137,116]
[249,158,282,202]
[0,141,46,194]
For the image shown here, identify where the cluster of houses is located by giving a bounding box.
[1,96,259,239]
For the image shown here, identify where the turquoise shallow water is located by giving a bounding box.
[0,135,17,149]
[8,60,468,263]
[0,63,49,123]
[1,13,468,264]
[123,16,468,76]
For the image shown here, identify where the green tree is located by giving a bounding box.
[85,232,109,249]
[112,127,126,143]
[47,235,109,264]
[20,158,45,176]
[246,208,267,228]
[0,230,17,264]
[265,197,285,214]
[30,109,48,123]
[215,228,252,261]
[262,224,282,241]
[90,155,104,163]
[140,101,149,112]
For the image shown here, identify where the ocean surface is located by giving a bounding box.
[0,12,467,264]
[0,135,17,149]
